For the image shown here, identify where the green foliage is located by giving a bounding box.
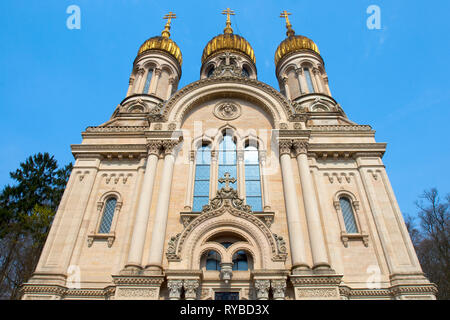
[0,152,72,299]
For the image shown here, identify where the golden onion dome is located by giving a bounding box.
[201,8,255,64]
[275,11,320,66]
[137,12,182,66]
[138,36,182,66]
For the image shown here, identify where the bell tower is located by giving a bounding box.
[275,11,331,100]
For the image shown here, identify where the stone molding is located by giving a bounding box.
[167,185,287,262]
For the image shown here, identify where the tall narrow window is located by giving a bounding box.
[193,144,211,212]
[205,250,221,270]
[244,145,262,211]
[99,198,117,234]
[143,69,153,93]
[304,68,315,93]
[339,197,358,233]
[232,251,249,271]
[218,134,237,190]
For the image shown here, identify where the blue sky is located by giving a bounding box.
[0,0,449,218]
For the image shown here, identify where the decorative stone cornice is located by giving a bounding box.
[112,275,165,286]
[164,76,291,121]
[290,275,343,286]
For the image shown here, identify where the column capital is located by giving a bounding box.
[292,140,309,156]
[137,68,145,75]
[278,139,293,156]
[295,67,303,76]
[211,150,219,161]
[271,279,287,300]
[259,150,267,161]
[312,67,320,75]
[162,140,180,156]
[237,150,245,161]
[154,68,162,76]
[254,279,270,300]
[167,279,183,300]
[183,279,199,300]
[189,150,196,161]
[147,141,162,156]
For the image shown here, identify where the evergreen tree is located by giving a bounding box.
[0,153,72,299]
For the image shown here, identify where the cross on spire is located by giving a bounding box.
[161,11,177,38]
[280,10,295,37]
[218,172,236,190]
[222,8,235,34]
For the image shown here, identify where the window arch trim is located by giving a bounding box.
[333,190,368,248]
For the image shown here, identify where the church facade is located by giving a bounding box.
[21,11,437,300]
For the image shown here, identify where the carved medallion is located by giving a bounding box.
[214,102,241,120]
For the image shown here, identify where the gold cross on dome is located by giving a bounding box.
[222,8,235,34]
[280,10,295,36]
[161,11,177,38]
[218,172,236,190]
[222,8,235,21]
[280,10,292,25]
[163,11,177,25]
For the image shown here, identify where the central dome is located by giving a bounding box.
[202,10,255,65]
[202,33,255,64]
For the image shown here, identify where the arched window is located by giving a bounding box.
[193,144,211,212]
[244,145,262,211]
[218,133,237,190]
[304,67,315,93]
[143,69,153,93]
[232,251,249,271]
[241,66,250,78]
[339,197,358,233]
[207,67,215,78]
[205,250,221,270]
[98,198,117,234]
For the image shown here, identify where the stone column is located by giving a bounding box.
[210,150,218,198]
[237,150,245,199]
[293,140,330,270]
[166,77,175,100]
[183,151,195,211]
[136,68,146,93]
[295,68,304,94]
[168,279,183,300]
[150,68,161,94]
[254,280,270,300]
[126,76,135,97]
[313,68,324,93]
[281,76,291,100]
[298,68,309,94]
[324,76,332,96]
[278,140,309,271]
[125,142,161,269]
[184,280,199,300]
[146,140,179,271]
[271,280,287,300]
[259,150,271,211]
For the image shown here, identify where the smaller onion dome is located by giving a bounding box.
[275,11,320,66]
[137,12,182,66]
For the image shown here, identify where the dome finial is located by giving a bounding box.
[222,8,235,34]
[161,11,177,38]
[280,10,295,37]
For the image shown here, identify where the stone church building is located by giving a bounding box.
[21,11,436,300]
